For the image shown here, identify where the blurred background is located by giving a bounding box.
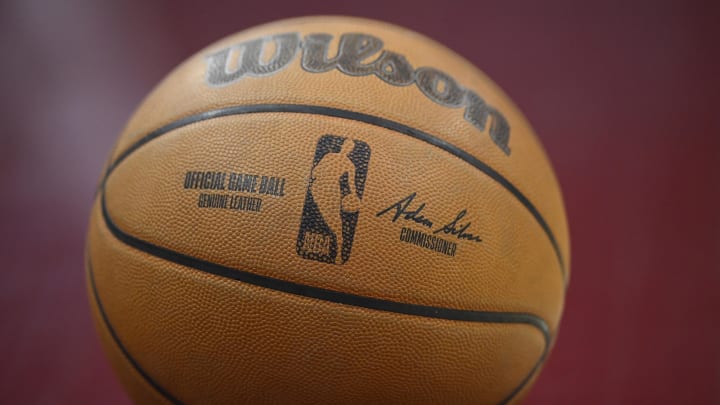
[1,0,719,403]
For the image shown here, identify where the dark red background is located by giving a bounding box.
[2,0,718,403]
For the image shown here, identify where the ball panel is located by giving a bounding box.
[103,113,563,329]
[88,197,547,404]
[107,16,569,273]
[87,271,174,405]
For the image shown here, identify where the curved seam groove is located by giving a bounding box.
[98,103,559,404]
[87,260,184,405]
[100,192,550,338]
[97,190,550,404]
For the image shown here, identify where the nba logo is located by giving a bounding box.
[297,135,371,264]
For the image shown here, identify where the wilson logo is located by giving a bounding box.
[205,32,511,155]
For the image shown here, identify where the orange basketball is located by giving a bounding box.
[86,16,569,404]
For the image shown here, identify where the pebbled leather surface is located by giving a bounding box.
[87,16,569,405]
[88,203,545,404]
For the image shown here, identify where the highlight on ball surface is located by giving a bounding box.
[87,16,569,405]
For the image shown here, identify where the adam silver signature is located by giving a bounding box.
[376,192,482,243]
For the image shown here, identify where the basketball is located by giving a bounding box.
[86,15,569,405]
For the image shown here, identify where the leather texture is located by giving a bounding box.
[87,16,569,405]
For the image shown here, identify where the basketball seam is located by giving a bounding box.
[100,191,550,336]
[94,191,549,405]
[96,103,560,404]
[87,261,183,405]
[102,103,567,284]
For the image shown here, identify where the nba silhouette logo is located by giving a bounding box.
[297,135,371,264]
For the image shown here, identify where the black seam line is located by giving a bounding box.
[498,345,548,405]
[100,192,549,405]
[87,260,183,405]
[103,103,566,283]
[100,192,550,341]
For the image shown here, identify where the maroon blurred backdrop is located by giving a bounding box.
[1,0,718,403]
